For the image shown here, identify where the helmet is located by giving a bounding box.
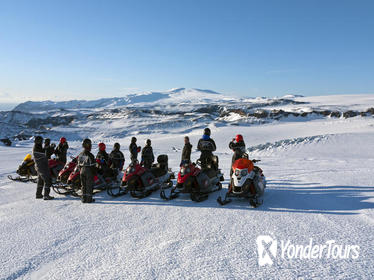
[131,137,137,143]
[235,134,243,142]
[204,128,211,136]
[34,136,43,145]
[44,138,50,145]
[98,142,106,151]
[24,154,32,162]
[82,138,92,151]
[60,137,66,144]
[114,142,120,150]
[146,139,151,146]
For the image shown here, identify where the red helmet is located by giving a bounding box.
[60,137,66,144]
[235,134,243,142]
[98,142,106,151]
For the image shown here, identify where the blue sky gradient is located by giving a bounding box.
[0,0,373,102]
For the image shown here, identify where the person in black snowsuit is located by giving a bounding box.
[141,139,155,169]
[78,138,96,203]
[229,134,246,176]
[181,136,192,164]
[96,142,112,178]
[33,136,54,200]
[44,138,56,159]
[109,143,125,176]
[197,128,218,170]
[55,137,69,164]
[129,137,141,164]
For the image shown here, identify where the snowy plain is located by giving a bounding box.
[1,93,374,279]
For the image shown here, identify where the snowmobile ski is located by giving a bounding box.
[8,175,37,183]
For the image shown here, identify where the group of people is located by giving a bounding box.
[32,128,247,203]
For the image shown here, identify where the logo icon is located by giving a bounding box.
[256,235,277,266]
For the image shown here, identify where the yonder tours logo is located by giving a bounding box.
[256,235,360,266]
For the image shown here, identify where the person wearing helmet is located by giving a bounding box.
[229,134,246,175]
[109,143,125,174]
[43,138,56,159]
[96,142,111,176]
[141,139,155,169]
[78,138,97,203]
[55,137,69,164]
[129,137,141,164]
[197,128,217,169]
[181,136,192,164]
[32,135,54,200]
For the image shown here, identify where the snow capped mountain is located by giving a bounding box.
[1,90,374,142]
[12,88,234,112]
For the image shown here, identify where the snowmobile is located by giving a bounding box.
[51,156,79,195]
[108,155,174,198]
[53,162,118,197]
[58,157,78,183]
[160,156,224,202]
[48,158,65,183]
[217,155,266,207]
[8,154,38,183]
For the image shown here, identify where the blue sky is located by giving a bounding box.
[0,0,373,102]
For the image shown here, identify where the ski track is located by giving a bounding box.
[1,117,374,279]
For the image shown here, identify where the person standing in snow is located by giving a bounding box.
[181,136,192,164]
[229,134,246,175]
[78,138,96,203]
[55,137,69,164]
[109,142,125,176]
[129,137,141,164]
[141,139,155,169]
[33,136,54,200]
[43,138,56,159]
[197,128,217,170]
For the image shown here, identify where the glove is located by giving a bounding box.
[93,175,99,184]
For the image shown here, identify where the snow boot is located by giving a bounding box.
[43,188,54,200]
[36,186,43,199]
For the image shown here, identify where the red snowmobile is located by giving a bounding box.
[108,155,174,198]
[160,156,224,202]
[48,158,65,183]
[52,157,79,195]
[58,157,78,184]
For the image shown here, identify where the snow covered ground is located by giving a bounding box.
[1,111,374,279]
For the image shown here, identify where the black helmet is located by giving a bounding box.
[146,139,151,146]
[34,136,43,145]
[44,138,51,145]
[131,137,137,143]
[204,128,211,136]
[114,142,120,150]
[82,138,92,151]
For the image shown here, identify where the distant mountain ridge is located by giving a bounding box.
[13,88,231,112]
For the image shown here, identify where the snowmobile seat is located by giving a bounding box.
[205,168,218,179]
[150,167,167,177]
[157,154,168,170]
